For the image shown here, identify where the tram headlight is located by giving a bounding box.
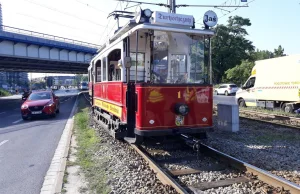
[143,9,152,18]
[174,103,189,116]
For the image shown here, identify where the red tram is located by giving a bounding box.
[88,8,216,143]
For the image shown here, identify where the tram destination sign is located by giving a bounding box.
[151,11,194,27]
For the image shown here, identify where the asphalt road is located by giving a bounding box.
[0,92,77,194]
[213,94,237,105]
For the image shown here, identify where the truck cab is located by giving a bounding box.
[236,68,257,107]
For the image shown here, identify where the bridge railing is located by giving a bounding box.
[0,25,101,49]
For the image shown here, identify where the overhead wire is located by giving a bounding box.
[218,0,256,20]
[24,0,107,28]
[18,13,102,36]
[195,0,235,24]
[97,1,123,45]
[74,0,109,14]
[195,0,256,27]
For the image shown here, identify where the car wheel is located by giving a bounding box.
[238,98,246,107]
[282,103,293,113]
[22,116,28,120]
[225,91,228,96]
[56,108,60,114]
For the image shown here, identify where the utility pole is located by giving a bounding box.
[171,0,176,13]
[167,0,176,13]
[209,38,212,84]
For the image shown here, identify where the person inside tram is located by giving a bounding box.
[108,64,115,81]
[175,72,193,83]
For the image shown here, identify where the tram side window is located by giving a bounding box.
[95,60,101,82]
[96,65,101,82]
[103,57,107,81]
[108,63,122,81]
[130,52,145,81]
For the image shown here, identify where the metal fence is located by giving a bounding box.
[0,25,101,49]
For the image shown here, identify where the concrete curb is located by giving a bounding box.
[40,94,79,194]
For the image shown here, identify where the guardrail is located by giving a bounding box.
[0,25,101,49]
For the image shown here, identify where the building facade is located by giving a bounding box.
[0,71,29,89]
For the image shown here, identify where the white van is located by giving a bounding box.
[235,54,300,113]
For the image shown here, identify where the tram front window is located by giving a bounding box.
[150,31,207,84]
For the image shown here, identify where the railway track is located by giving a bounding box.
[81,91,92,105]
[128,136,300,194]
[213,106,300,129]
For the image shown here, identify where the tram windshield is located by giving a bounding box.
[150,30,207,84]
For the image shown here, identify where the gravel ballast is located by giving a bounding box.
[204,115,300,185]
[90,122,178,194]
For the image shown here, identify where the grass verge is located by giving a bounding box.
[0,89,11,97]
[73,94,110,194]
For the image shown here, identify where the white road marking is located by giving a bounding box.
[12,119,23,124]
[0,112,5,115]
[0,140,9,147]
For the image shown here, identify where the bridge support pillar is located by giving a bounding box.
[217,104,239,132]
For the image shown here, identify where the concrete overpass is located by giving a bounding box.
[0,25,100,73]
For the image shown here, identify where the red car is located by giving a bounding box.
[21,90,60,120]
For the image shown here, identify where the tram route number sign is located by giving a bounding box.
[151,11,194,27]
[203,10,218,27]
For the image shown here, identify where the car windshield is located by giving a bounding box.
[81,83,87,86]
[229,84,237,88]
[28,92,51,100]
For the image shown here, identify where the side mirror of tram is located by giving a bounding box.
[124,57,132,68]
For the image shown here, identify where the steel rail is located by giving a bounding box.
[130,144,189,194]
[239,109,300,121]
[199,143,300,194]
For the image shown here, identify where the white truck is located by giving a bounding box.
[235,54,300,113]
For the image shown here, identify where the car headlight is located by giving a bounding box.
[21,104,28,109]
[174,103,189,116]
[46,102,54,107]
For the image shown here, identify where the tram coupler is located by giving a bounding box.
[180,134,201,158]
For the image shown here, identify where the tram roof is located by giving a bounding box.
[97,19,215,54]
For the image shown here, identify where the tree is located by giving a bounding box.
[225,45,287,85]
[250,49,273,61]
[74,74,88,85]
[211,16,255,83]
[274,45,286,57]
[81,75,88,82]
[74,74,82,86]
[224,60,255,86]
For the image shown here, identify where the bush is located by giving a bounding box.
[0,89,11,97]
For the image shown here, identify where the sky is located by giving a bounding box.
[1,0,299,78]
